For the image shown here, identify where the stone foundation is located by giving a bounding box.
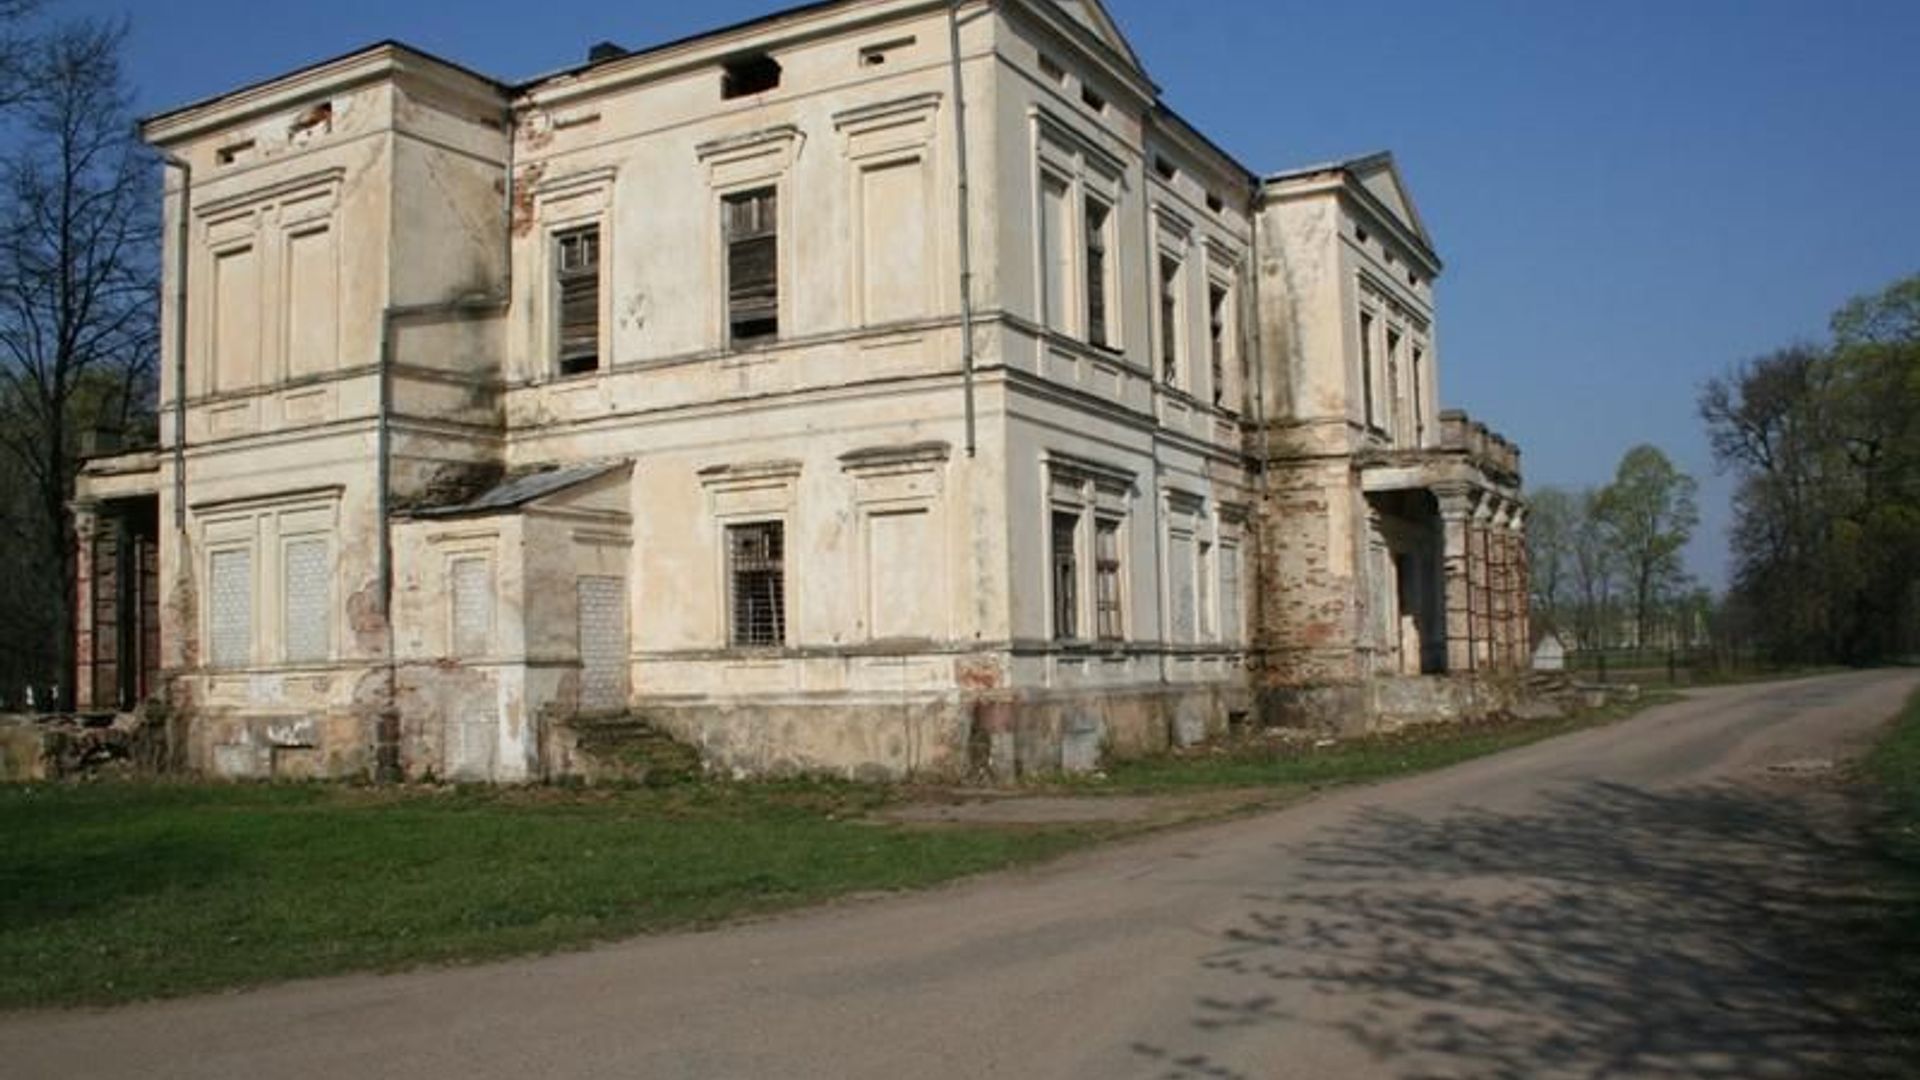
[1258,674,1525,736]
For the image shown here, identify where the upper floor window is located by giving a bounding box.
[1411,345,1427,445]
[725,188,779,346]
[1386,326,1404,440]
[555,225,600,375]
[722,54,781,99]
[1085,196,1113,349]
[1159,253,1183,386]
[1209,282,1230,409]
[1359,308,1377,430]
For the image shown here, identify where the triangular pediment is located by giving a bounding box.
[1049,0,1145,75]
[1347,153,1432,251]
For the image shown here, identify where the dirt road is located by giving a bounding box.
[7,670,1915,1079]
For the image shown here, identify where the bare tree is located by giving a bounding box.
[0,18,159,705]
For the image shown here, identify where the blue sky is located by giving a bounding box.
[64,0,1920,587]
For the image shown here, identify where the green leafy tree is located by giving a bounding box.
[1595,445,1699,650]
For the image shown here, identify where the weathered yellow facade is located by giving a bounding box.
[71,0,1526,781]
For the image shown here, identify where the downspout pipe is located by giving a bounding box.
[162,154,190,531]
[947,0,978,457]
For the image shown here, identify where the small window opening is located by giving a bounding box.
[725,187,779,346]
[1039,54,1067,84]
[216,139,256,166]
[728,521,786,647]
[860,37,914,67]
[722,53,782,99]
[1408,270,1419,287]
[1153,156,1178,182]
[1081,84,1107,113]
[1206,192,1225,214]
[1355,225,1369,244]
[555,225,601,375]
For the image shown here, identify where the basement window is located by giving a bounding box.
[728,521,786,647]
[725,187,779,346]
[554,225,601,375]
[722,53,782,99]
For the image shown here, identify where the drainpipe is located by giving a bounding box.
[947,0,978,457]
[162,154,191,531]
[1247,182,1270,470]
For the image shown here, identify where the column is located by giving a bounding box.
[1510,508,1531,670]
[1437,485,1475,674]
[71,501,100,711]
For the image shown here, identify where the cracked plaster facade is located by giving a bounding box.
[71,0,1526,781]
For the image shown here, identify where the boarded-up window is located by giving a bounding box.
[282,538,330,663]
[209,548,252,668]
[1040,175,1071,332]
[725,188,778,345]
[213,245,257,392]
[450,556,492,658]
[286,227,338,379]
[868,509,932,640]
[1169,532,1196,643]
[577,576,627,713]
[1085,197,1111,348]
[1198,540,1215,642]
[860,158,928,324]
[1051,510,1079,640]
[1220,542,1243,644]
[728,521,785,647]
[1159,253,1182,386]
[1094,517,1123,641]
[556,225,600,375]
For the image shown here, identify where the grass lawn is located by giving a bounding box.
[0,781,1089,1009]
[0,692,1679,1010]
[1067,694,1677,794]
[1861,688,1920,1055]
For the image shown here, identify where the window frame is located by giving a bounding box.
[723,186,781,349]
[1159,251,1184,387]
[726,519,788,649]
[553,223,603,377]
[1050,508,1081,642]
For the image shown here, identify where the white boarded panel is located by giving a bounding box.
[577,576,627,714]
[450,557,492,658]
[209,548,252,668]
[1040,174,1070,332]
[1168,533,1196,644]
[868,509,936,640]
[213,245,257,392]
[285,226,338,379]
[1220,542,1243,644]
[860,158,928,324]
[282,538,330,663]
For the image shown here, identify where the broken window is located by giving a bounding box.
[1085,196,1111,348]
[1209,282,1230,408]
[728,521,785,647]
[1386,326,1403,440]
[725,187,779,346]
[721,53,781,99]
[1159,253,1183,386]
[1052,510,1079,640]
[555,225,600,375]
[1094,517,1123,641]
[1359,308,1377,430]
[1411,345,1426,444]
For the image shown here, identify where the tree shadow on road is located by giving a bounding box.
[1134,778,1920,1079]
